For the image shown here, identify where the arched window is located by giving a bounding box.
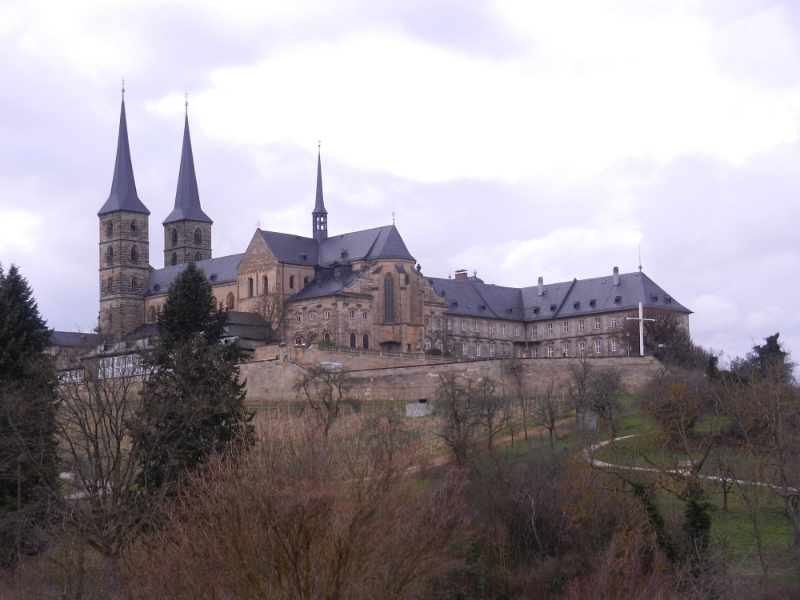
[130,246,139,263]
[424,339,431,350]
[349,333,356,348]
[384,276,395,323]
[105,221,113,239]
[194,228,202,245]
[107,311,113,329]
[303,276,308,286]
[105,277,113,294]
[171,228,178,247]
[289,275,295,290]
[362,334,369,350]
[324,333,331,342]
[130,220,137,237]
[147,307,157,324]
[195,252,202,262]
[227,293,235,310]
[295,337,302,346]
[211,296,217,308]
[171,253,177,266]
[131,276,139,292]
[247,278,254,298]
[262,275,268,295]
[106,246,114,266]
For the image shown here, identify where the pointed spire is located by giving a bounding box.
[313,142,327,215]
[98,93,149,215]
[163,109,212,224]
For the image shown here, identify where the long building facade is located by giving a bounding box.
[97,95,691,359]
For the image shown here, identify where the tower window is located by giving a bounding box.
[195,252,202,262]
[362,334,369,350]
[262,275,268,295]
[171,253,177,266]
[130,246,139,264]
[194,228,202,245]
[171,228,178,247]
[131,276,139,292]
[105,277,113,294]
[248,278,254,298]
[106,246,114,267]
[130,220,137,237]
[105,221,113,239]
[289,276,295,290]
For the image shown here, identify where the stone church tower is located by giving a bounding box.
[312,147,327,242]
[97,91,150,338]
[162,106,212,267]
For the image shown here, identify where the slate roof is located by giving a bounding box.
[98,98,150,216]
[289,272,367,302]
[163,114,212,224]
[260,225,414,267]
[120,312,271,344]
[430,271,690,322]
[313,151,326,215]
[50,331,110,348]
[147,253,244,295]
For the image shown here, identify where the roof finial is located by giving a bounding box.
[184,92,188,114]
[121,78,125,97]
[392,211,395,225]
[318,139,321,152]
[638,245,642,271]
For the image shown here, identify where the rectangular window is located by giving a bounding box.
[488,323,494,334]
[514,325,520,337]
[611,339,618,352]
[362,311,367,319]
[501,324,507,335]
[446,319,452,331]
[531,325,537,340]
[595,340,601,354]
[461,320,467,332]
[462,343,468,356]
[324,311,330,319]
[475,344,481,357]
[547,346,554,358]
[563,322,569,334]
[531,347,538,358]
[547,323,553,335]
[563,345,569,357]
[515,347,521,358]
[611,317,617,328]
[489,344,495,357]
[475,321,480,333]
[579,342,585,356]
[579,320,585,332]
[295,315,301,322]
[595,318,601,330]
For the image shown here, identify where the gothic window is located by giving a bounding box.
[384,275,395,323]
[195,252,202,262]
[131,276,139,292]
[324,333,331,342]
[130,220,137,237]
[349,333,356,348]
[194,228,202,245]
[248,278,254,298]
[106,246,114,266]
[262,276,268,295]
[289,276,295,290]
[436,340,443,350]
[171,253,177,266]
[227,293,235,310]
[130,246,139,263]
[424,339,431,350]
[303,276,308,286]
[147,307,156,323]
[171,228,178,247]
[105,277,113,294]
[295,337,302,346]
[362,334,369,349]
[106,221,113,239]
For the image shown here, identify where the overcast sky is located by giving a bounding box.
[1,0,799,362]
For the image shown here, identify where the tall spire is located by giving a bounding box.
[98,93,149,215]
[163,110,212,224]
[312,142,328,242]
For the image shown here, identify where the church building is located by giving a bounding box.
[96,94,692,360]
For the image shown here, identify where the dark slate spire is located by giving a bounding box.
[163,111,212,224]
[312,144,328,242]
[98,95,149,215]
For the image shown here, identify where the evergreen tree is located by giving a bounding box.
[0,264,59,565]
[134,263,252,496]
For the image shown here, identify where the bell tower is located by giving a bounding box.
[163,101,212,267]
[97,86,150,338]
[312,144,328,243]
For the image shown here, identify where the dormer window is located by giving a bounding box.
[589,299,596,306]
[550,304,556,311]
[334,267,341,281]
[533,307,539,314]
[651,294,658,301]
[573,301,580,309]
[614,295,621,303]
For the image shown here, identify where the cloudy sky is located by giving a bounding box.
[1,0,799,361]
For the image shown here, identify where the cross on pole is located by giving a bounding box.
[626,302,655,356]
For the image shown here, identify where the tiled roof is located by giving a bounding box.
[147,253,244,295]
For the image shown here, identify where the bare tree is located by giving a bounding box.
[436,373,480,465]
[587,367,626,438]
[568,358,593,427]
[501,356,529,440]
[532,378,562,449]
[474,377,508,450]
[294,365,353,437]
[251,289,288,343]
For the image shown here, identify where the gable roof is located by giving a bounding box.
[259,231,319,266]
[147,253,243,295]
[430,271,691,322]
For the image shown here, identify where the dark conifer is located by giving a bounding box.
[0,264,59,565]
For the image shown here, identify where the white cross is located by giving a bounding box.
[626,302,655,356]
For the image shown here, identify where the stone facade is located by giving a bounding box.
[163,220,212,267]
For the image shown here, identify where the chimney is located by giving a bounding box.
[454,269,468,282]
[613,266,619,286]
[538,276,544,296]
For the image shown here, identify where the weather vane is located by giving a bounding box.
[392,211,395,225]
[185,92,189,114]
[121,78,125,97]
